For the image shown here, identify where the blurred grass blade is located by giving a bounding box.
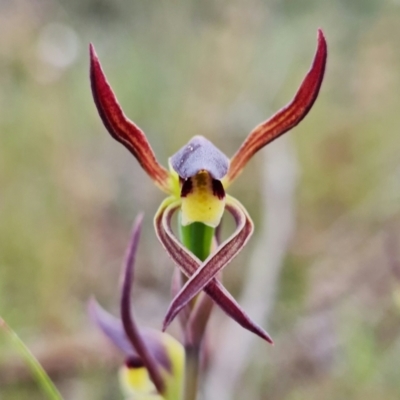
[0,317,64,400]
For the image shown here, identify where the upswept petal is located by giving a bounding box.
[154,199,273,343]
[89,44,171,193]
[162,196,254,328]
[224,29,327,186]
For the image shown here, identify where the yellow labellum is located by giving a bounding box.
[119,332,184,400]
[180,171,225,228]
[162,333,185,399]
[120,366,162,400]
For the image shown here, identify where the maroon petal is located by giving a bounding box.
[154,199,273,344]
[89,44,171,193]
[224,29,327,186]
[163,196,254,329]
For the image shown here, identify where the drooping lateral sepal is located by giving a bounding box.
[224,29,327,186]
[154,199,273,344]
[89,44,171,193]
[163,195,255,330]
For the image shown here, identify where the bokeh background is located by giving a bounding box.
[1,0,400,399]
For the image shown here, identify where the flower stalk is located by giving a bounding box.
[179,222,215,263]
[179,220,214,400]
[183,344,201,400]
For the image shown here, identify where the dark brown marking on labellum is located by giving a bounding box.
[181,178,193,198]
[212,180,225,200]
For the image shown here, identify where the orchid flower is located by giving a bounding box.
[89,215,184,400]
[90,29,327,344]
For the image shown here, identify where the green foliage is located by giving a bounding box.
[0,318,63,400]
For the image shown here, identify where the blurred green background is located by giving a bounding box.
[1,0,400,399]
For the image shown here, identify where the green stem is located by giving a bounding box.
[183,345,201,400]
[179,222,214,262]
[179,219,214,400]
